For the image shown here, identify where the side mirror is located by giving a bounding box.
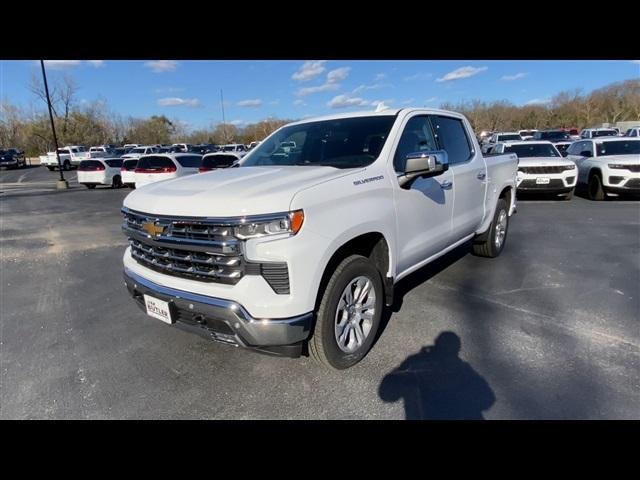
[580,150,592,158]
[398,150,449,188]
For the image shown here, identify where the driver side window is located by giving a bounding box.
[393,115,437,173]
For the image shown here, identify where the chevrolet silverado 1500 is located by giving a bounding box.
[121,108,518,369]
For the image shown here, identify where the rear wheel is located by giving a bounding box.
[47,166,54,171]
[111,175,122,189]
[63,161,70,171]
[85,184,96,189]
[309,255,384,369]
[588,173,605,201]
[472,198,509,258]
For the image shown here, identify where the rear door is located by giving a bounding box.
[430,114,487,240]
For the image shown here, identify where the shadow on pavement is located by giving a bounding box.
[379,331,495,420]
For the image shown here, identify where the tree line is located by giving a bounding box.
[1,75,638,157]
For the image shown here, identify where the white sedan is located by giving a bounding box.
[134,153,202,188]
[77,158,125,189]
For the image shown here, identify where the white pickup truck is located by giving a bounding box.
[121,108,518,369]
[40,145,90,170]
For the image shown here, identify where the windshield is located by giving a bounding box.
[505,143,560,158]
[596,140,640,156]
[498,134,522,141]
[593,130,617,138]
[222,146,237,152]
[241,116,396,168]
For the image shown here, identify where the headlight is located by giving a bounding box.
[564,164,576,170]
[608,164,626,169]
[234,210,304,239]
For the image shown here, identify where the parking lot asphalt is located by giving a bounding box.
[1,165,639,419]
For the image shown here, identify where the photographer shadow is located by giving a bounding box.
[379,331,495,420]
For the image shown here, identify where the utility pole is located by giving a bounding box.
[220,89,227,144]
[40,60,68,189]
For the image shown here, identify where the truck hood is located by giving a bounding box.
[517,156,575,167]
[123,165,357,217]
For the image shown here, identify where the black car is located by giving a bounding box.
[531,130,572,143]
[0,148,26,169]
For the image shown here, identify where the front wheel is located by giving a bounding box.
[472,198,509,258]
[309,255,384,369]
[85,184,96,189]
[47,166,55,171]
[588,174,605,201]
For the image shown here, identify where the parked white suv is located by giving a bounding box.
[567,138,640,200]
[121,108,518,369]
[624,127,640,137]
[221,144,248,157]
[492,141,577,199]
[481,132,523,153]
[518,129,538,141]
[121,158,139,188]
[122,146,158,160]
[77,158,124,189]
[579,128,618,139]
[134,153,202,188]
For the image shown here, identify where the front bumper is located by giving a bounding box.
[123,268,313,357]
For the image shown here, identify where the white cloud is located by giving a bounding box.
[295,66,351,97]
[293,99,306,107]
[230,120,244,126]
[353,82,390,94]
[436,66,487,83]
[425,97,438,103]
[404,73,433,81]
[41,60,82,69]
[525,98,551,105]
[326,67,351,83]
[157,97,200,107]
[87,60,105,68]
[144,60,179,73]
[292,60,327,82]
[297,82,340,97]
[375,73,387,81]
[630,60,640,64]
[327,95,369,108]
[501,72,527,81]
[237,99,263,107]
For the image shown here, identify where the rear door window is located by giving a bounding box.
[136,156,175,169]
[175,155,203,168]
[104,159,123,168]
[202,154,237,168]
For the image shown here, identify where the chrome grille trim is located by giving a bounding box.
[518,165,574,174]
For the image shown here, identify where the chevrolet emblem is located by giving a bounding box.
[142,221,166,238]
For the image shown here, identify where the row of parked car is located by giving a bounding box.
[39,141,260,171]
[476,127,640,200]
[76,151,241,189]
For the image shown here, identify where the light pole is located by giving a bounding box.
[40,60,68,189]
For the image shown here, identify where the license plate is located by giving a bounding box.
[144,294,174,324]
[536,177,551,184]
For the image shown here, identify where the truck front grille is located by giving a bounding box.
[625,165,640,173]
[122,207,290,293]
[518,166,573,174]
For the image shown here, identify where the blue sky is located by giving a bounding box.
[1,60,638,130]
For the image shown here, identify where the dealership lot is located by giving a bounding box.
[1,166,638,419]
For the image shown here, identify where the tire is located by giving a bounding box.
[47,166,55,171]
[86,184,96,189]
[472,198,509,258]
[309,254,384,370]
[63,161,70,171]
[588,173,605,201]
[112,175,122,189]
[563,189,574,200]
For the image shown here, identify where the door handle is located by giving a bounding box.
[477,171,486,180]
[440,180,453,189]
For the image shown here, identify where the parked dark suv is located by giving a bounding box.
[0,148,26,169]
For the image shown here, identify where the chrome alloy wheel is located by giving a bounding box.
[495,209,507,248]
[334,276,376,353]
